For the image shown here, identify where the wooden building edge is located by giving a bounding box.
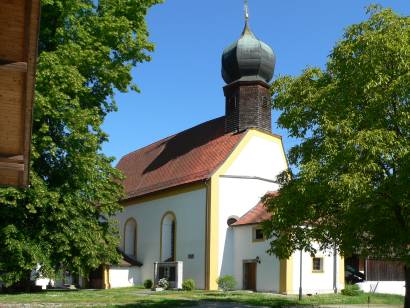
[0,0,41,187]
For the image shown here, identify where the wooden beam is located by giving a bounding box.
[0,0,26,62]
[0,155,25,164]
[21,0,41,187]
[0,155,25,172]
[0,0,40,187]
[0,161,24,171]
[0,59,28,72]
[0,70,25,155]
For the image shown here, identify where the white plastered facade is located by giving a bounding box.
[112,129,343,293]
[216,130,285,291]
[357,281,405,296]
[113,187,207,289]
[109,267,141,288]
[230,226,343,293]
[230,224,281,292]
[287,246,344,294]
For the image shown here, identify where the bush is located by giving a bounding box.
[216,275,236,291]
[182,279,195,291]
[157,278,169,289]
[341,284,363,296]
[143,279,153,289]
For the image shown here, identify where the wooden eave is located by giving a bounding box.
[0,0,40,187]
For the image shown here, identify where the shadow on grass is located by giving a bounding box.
[106,298,197,307]
[200,293,303,308]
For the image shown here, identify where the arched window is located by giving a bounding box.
[160,212,176,262]
[124,218,137,257]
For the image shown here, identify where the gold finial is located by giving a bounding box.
[244,0,249,23]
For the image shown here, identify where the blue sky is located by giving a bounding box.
[102,0,409,164]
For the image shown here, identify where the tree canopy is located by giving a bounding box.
[264,5,409,299]
[0,0,161,285]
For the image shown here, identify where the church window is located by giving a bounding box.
[312,257,324,272]
[252,226,264,242]
[161,212,176,262]
[124,218,137,257]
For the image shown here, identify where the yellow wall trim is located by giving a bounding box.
[205,129,287,290]
[279,259,287,293]
[279,257,293,294]
[338,256,345,287]
[122,182,206,207]
[205,131,251,290]
[204,181,211,290]
[103,265,110,289]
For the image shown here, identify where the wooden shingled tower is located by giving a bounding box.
[221,2,275,134]
[0,0,40,187]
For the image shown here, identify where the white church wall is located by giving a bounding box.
[232,225,281,292]
[357,281,405,296]
[223,131,287,181]
[115,187,207,289]
[35,278,52,289]
[217,131,287,280]
[109,267,141,288]
[218,177,275,277]
[289,246,343,294]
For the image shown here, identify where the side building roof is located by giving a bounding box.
[117,117,246,201]
[232,192,278,226]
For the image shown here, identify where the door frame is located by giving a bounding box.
[243,259,257,291]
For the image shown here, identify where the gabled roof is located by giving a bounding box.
[116,248,143,267]
[232,192,278,226]
[117,117,246,201]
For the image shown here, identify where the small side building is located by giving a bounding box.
[230,199,344,293]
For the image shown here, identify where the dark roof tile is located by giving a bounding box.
[117,117,245,200]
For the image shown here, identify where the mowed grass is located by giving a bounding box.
[0,287,194,307]
[0,287,404,307]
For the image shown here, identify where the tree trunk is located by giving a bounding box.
[405,265,410,308]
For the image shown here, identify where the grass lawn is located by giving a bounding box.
[0,287,404,307]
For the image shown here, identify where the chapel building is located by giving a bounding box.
[110,15,344,293]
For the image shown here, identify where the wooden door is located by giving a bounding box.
[243,262,257,291]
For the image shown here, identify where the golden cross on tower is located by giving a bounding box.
[244,0,249,22]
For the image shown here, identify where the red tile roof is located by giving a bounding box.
[232,192,278,226]
[117,117,246,201]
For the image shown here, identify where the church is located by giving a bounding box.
[108,11,345,294]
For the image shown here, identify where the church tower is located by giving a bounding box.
[221,3,275,133]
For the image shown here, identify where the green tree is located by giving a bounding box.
[264,6,409,305]
[0,0,161,286]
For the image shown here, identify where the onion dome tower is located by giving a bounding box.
[222,2,275,133]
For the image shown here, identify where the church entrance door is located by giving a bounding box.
[243,261,257,291]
